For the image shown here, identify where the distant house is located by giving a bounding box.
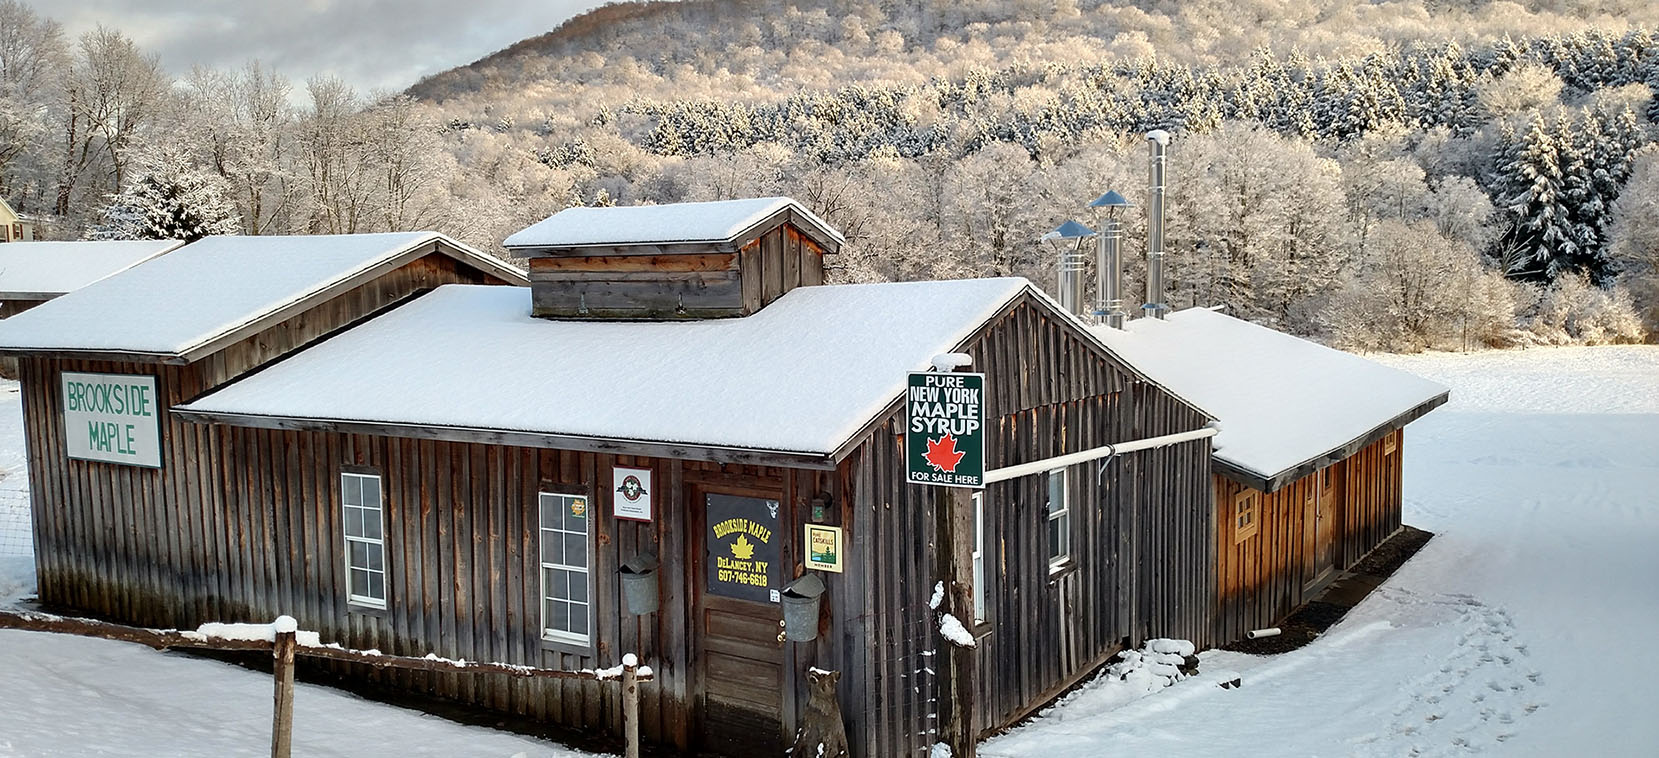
[0,198,39,243]
[1093,308,1449,642]
[0,240,184,318]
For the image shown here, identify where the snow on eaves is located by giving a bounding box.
[0,240,182,297]
[503,196,845,249]
[1091,308,1448,483]
[179,278,1030,455]
[0,233,523,358]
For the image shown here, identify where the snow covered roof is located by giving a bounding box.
[503,197,845,250]
[1091,308,1448,490]
[0,240,183,298]
[0,232,526,361]
[178,278,1032,460]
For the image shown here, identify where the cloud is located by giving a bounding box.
[34,0,611,94]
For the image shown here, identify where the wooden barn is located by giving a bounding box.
[0,239,183,318]
[1093,308,1449,643]
[1,198,1223,758]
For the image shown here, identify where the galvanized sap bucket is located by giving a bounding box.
[619,554,659,615]
[781,573,827,641]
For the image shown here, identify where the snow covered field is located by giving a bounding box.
[987,345,1659,757]
[1,345,1656,757]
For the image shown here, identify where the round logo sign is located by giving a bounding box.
[617,475,648,502]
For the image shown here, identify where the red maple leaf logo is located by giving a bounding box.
[924,433,966,473]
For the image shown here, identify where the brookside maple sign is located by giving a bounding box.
[906,371,986,488]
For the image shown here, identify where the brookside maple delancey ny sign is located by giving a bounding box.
[905,371,985,489]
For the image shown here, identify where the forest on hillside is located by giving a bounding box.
[1,0,1657,350]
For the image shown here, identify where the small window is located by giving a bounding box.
[1047,468,1070,570]
[341,472,387,609]
[1234,490,1260,543]
[539,492,592,645]
[972,491,987,624]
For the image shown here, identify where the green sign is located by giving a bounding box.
[906,371,985,489]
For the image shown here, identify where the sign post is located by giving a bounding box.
[906,364,982,758]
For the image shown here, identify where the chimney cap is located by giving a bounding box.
[1146,129,1171,146]
[1042,220,1096,241]
[1088,190,1134,208]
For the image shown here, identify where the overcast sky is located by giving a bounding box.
[34,0,614,94]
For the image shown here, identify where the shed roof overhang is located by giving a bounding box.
[169,407,841,470]
[1214,390,1449,493]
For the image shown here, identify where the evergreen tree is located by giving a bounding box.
[92,147,241,242]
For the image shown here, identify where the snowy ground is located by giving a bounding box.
[1,346,1656,757]
[986,345,1659,757]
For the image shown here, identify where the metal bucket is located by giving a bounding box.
[620,555,658,615]
[781,573,826,642]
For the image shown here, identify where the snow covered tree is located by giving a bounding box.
[92,145,240,241]
[1609,148,1659,331]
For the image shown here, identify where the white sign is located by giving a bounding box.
[62,372,161,468]
[612,466,653,522]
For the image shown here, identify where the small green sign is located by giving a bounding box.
[906,371,986,489]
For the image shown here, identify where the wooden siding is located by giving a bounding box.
[1212,429,1405,643]
[843,298,1216,755]
[529,223,823,319]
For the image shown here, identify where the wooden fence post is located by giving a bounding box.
[271,615,297,758]
[622,654,640,758]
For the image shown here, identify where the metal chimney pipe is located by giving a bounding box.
[1099,221,1123,327]
[1145,129,1170,319]
[1088,190,1133,329]
[1042,220,1095,317]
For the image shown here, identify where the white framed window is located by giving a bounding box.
[972,491,987,624]
[341,472,386,609]
[539,492,591,645]
[1047,468,1070,570]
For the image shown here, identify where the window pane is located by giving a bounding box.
[363,507,382,541]
[368,572,385,600]
[367,543,383,572]
[568,571,588,603]
[343,475,361,507]
[540,494,563,531]
[361,476,380,508]
[542,531,563,565]
[351,540,368,569]
[543,598,558,633]
[1049,518,1061,559]
[350,568,369,597]
[568,500,588,534]
[569,603,587,636]
[551,600,570,633]
[565,534,587,568]
[1059,517,1070,558]
[541,567,557,601]
[342,505,360,539]
[1048,471,1065,514]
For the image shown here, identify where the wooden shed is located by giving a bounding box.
[0,239,183,318]
[0,200,1222,758]
[1093,308,1449,643]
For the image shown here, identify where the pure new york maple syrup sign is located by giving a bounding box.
[906,371,986,489]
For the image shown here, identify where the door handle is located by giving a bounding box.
[776,619,787,644]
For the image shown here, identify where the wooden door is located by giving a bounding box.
[692,488,787,756]
[1309,468,1337,587]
